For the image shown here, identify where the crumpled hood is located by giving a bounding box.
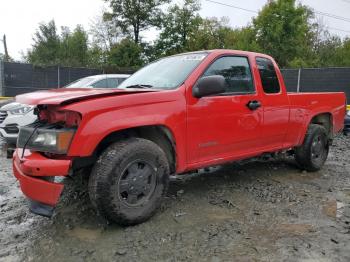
[15,88,157,106]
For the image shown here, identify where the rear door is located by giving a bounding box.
[187,55,263,164]
[255,57,290,150]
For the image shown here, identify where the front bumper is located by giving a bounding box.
[13,148,71,209]
[0,128,17,145]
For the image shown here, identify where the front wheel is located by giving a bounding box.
[295,124,329,172]
[88,138,170,225]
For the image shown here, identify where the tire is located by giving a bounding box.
[88,137,170,225]
[295,124,329,172]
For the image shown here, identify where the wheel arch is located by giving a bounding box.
[300,112,333,144]
[93,125,177,174]
[309,112,333,139]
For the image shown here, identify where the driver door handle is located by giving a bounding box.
[246,100,261,110]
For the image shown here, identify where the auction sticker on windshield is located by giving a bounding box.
[181,54,207,61]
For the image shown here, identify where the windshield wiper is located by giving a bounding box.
[124,84,153,89]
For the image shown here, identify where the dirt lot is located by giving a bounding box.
[1,136,350,262]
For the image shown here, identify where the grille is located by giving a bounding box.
[0,111,8,124]
[4,124,19,134]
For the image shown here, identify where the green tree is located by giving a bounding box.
[311,35,342,67]
[107,38,143,67]
[155,0,201,56]
[60,25,89,67]
[333,38,350,66]
[187,18,261,52]
[253,0,314,67]
[221,26,262,52]
[90,11,121,52]
[87,45,107,67]
[104,0,170,44]
[187,17,230,51]
[26,21,94,67]
[27,20,61,65]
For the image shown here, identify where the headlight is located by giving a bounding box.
[8,105,33,115]
[17,126,75,154]
[347,110,350,116]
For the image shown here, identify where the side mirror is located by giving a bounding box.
[193,75,226,98]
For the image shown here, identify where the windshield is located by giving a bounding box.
[65,77,96,88]
[118,52,208,90]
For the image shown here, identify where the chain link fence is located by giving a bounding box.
[281,68,350,102]
[0,62,103,97]
[0,61,349,101]
[0,60,4,97]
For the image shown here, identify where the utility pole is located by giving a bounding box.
[1,34,10,62]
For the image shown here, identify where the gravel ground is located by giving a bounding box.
[1,136,350,261]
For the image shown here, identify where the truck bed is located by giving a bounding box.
[287,92,346,137]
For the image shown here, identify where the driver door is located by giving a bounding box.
[186,56,263,164]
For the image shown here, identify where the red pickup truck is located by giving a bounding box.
[13,50,346,225]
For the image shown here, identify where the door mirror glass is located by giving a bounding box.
[193,75,226,98]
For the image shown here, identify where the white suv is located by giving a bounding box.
[65,74,130,88]
[0,102,36,146]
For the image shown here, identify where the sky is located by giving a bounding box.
[0,0,349,60]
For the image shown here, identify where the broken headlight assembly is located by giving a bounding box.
[17,122,76,154]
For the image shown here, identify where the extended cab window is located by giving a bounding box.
[256,57,280,94]
[203,56,254,94]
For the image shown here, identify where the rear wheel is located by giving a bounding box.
[295,124,329,172]
[88,138,169,225]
